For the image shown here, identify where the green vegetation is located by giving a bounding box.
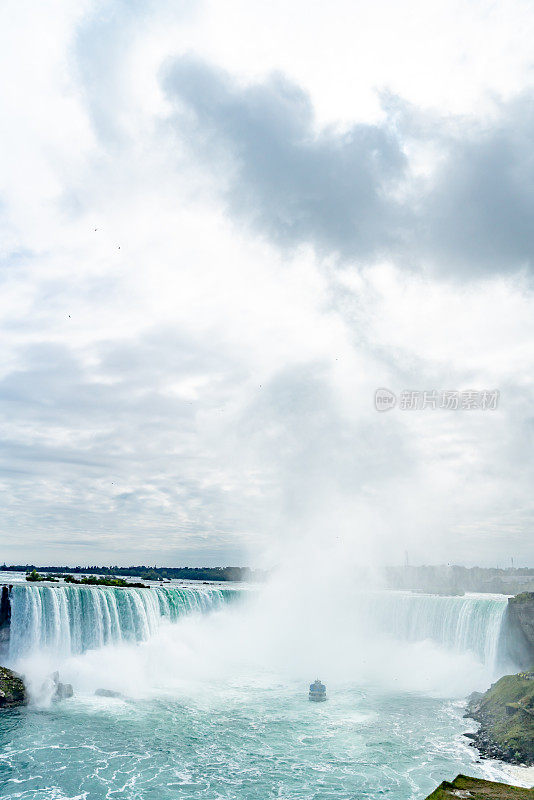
[7,563,534,589]
[63,575,147,588]
[466,672,534,764]
[510,592,534,604]
[425,774,534,799]
[10,564,266,582]
[25,570,58,582]
[25,569,147,588]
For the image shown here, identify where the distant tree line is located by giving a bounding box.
[5,563,533,592]
[384,565,534,595]
[1,564,267,583]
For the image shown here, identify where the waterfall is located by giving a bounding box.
[359,591,508,670]
[7,585,510,673]
[8,584,238,660]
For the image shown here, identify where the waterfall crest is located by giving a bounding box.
[360,591,508,669]
[7,585,510,673]
[9,584,237,659]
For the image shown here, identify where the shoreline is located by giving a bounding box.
[464,671,534,767]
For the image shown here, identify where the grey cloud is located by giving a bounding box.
[163,58,407,261]
[418,94,534,274]
[0,331,254,563]
[163,58,534,276]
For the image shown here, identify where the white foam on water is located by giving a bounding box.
[6,579,511,707]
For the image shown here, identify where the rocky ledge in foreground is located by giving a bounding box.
[424,774,534,799]
[465,672,534,765]
[0,666,26,709]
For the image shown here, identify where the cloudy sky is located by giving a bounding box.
[1,0,534,567]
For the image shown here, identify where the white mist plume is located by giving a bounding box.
[12,569,507,709]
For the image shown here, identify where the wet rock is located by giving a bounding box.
[0,666,26,709]
[0,587,11,658]
[505,592,534,668]
[55,682,73,699]
[52,671,73,701]
[95,688,123,698]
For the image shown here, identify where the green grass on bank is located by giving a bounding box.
[425,774,534,799]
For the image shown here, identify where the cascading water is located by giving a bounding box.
[358,591,509,671]
[8,583,238,660]
[1,583,525,799]
[6,584,510,671]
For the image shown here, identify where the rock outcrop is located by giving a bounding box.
[424,774,534,799]
[465,672,534,765]
[506,593,534,669]
[0,586,11,658]
[51,671,73,700]
[95,688,123,698]
[0,665,26,709]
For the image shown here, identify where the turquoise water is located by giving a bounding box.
[0,680,512,799]
[8,583,239,658]
[0,583,523,799]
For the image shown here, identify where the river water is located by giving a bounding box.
[0,578,530,799]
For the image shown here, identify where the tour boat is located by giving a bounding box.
[309,679,327,702]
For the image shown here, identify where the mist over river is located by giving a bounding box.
[0,577,531,799]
